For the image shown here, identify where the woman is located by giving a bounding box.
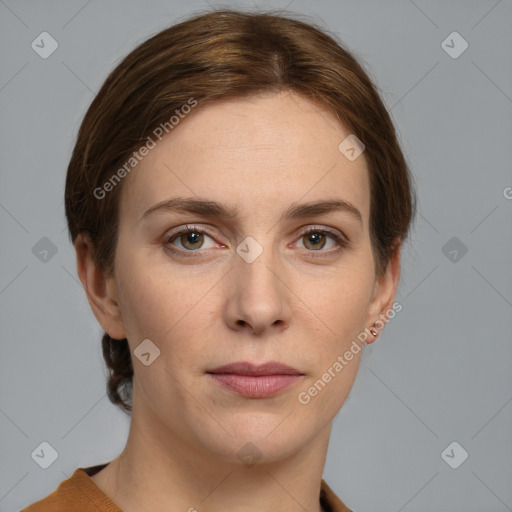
[22,8,416,512]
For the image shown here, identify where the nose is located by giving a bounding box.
[222,242,291,336]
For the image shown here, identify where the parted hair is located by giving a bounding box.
[65,8,417,413]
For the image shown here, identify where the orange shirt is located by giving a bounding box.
[21,463,352,512]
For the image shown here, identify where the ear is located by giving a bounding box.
[74,232,127,340]
[364,241,402,343]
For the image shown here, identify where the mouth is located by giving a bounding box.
[207,361,304,398]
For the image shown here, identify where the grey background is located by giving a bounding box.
[1,1,511,511]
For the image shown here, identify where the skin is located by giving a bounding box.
[75,90,401,512]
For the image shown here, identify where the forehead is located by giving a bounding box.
[119,91,370,226]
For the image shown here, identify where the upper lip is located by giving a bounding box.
[207,361,303,376]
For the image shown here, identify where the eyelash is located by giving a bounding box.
[163,224,349,259]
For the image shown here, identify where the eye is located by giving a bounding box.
[294,227,348,255]
[163,225,348,258]
[164,225,218,254]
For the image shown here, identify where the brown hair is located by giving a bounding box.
[65,8,417,413]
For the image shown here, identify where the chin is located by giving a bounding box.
[193,414,314,466]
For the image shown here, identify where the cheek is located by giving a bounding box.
[297,267,372,413]
[115,251,215,359]
[309,259,375,346]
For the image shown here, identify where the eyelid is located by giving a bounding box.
[164,223,348,241]
[163,224,217,243]
[295,224,348,243]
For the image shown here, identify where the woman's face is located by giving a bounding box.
[103,91,398,464]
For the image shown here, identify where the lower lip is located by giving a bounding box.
[208,373,303,398]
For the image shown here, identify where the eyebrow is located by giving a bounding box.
[140,197,362,225]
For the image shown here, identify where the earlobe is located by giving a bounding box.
[74,233,127,340]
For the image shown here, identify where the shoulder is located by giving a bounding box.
[21,469,81,512]
[20,466,120,512]
[21,491,65,512]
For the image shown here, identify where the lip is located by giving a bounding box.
[207,361,304,398]
[208,361,303,376]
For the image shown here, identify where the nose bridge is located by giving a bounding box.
[235,233,283,297]
[227,232,289,331]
